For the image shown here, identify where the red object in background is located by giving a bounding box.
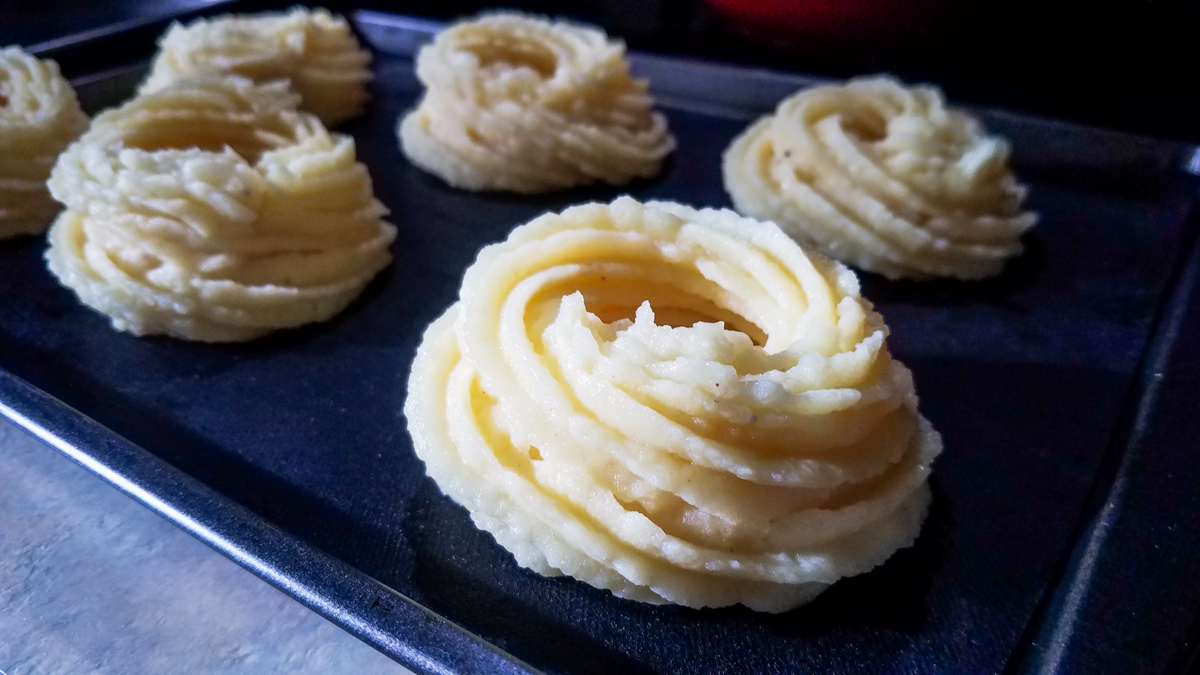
[704,0,938,48]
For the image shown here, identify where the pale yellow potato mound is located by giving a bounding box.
[405,196,941,611]
[724,76,1037,280]
[140,7,372,125]
[398,12,675,193]
[0,46,87,239]
[45,76,396,342]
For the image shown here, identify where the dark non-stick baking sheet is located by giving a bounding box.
[3,9,1200,675]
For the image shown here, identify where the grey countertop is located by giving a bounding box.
[0,417,410,675]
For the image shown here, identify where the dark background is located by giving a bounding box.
[3,0,1198,143]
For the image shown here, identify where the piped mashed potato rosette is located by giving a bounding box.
[406,196,941,611]
[0,46,88,238]
[724,76,1037,280]
[140,7,372,125]
[398,12,675,193]
[45,76,396,342]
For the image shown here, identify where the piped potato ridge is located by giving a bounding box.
[45,76,396,341]
[724,76,1037,280]
[406,197,941,611]
[399,12,675,193]
[0,46,88,238]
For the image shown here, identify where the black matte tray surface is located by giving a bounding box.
[3,10,1200,675]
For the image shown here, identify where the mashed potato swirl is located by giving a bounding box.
[46,76,396,342]
[724,76,1036,280]
[406,197,940,611]
[398,12,675,193]
[0,46,87,238]
[140,8,372,125]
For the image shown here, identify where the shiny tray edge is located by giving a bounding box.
[0,367,541,675]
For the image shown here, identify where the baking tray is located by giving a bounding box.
[4,8,1200,674]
